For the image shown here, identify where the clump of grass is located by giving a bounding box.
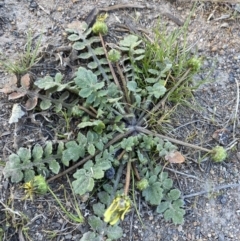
[0,31,41,75]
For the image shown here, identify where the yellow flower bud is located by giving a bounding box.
[92,21,108,35]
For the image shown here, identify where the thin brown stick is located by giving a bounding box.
[164,167,202,182]
[89,106,98,115]
[99,34,121,89]
[135,126,212,153]
[78,105,97,118]
[131,162,141,181]
[99,33,132,116]
[116,63,132,112]
[117,150,126,161]
[124,161,132,195]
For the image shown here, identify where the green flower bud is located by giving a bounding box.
[136,178,149,191]
[33,175,49,195]
[122,153,129,161]
[141,89,147,97]
[71,106,83,117]
[23,175,48,200]
[113,159,120,167]
[92,21,108,35]
[211,146,227,163]
[108,49,121,62]
[187,57,202,72]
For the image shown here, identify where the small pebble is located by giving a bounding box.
[219,195,228,205]
[29,1,38,9]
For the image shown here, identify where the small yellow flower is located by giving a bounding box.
[96,13,108,22]
[23,175,48,200]
[92,13,108,35]
[23,181,34,200]
[104,194,131,225]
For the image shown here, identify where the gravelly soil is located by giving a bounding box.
[0,0,240,241]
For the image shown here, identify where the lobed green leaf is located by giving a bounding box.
[107,226,123,240]
[72,169,94,195]
[142,182,163,205]
[88,216,104,232]
[49,159,60,174]
[93,203,105,217]
[32,144,43,161]
[17,148,31,162]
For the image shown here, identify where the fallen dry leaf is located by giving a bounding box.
[67,21,88,33]
[25,96,38,111]
[20,73,31,89]
[165,151,185,164]
[8,91,27,100]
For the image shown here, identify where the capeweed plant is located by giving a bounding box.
[3,17,228,240]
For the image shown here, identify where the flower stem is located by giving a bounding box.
[99,33,121,87]
[132,162,141,181]
[124,161,131,195]
[136,126,212,153]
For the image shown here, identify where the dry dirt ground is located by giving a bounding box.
[0,0,240,241]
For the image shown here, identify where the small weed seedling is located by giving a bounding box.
[0,31,41,75]
[2,16,227,240]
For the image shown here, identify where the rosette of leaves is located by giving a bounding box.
[3,20,205,232]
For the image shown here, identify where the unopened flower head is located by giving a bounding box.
[136,178,149,191]
[23,175,48,200]
[211,146,227,163]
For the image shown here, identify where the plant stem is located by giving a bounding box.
[38,94,97,118]
[132,162,141,181]
[131,170,144,226]
[116,63,132,112]
[135,126,212,153]
[99,33,121,89]
[99,33,131,115]
[164,167,202,181]
[117,149,126,161]
[112,163,125,199]
[78,105,97,118]
[124,161,131,195]
[47,186,84,223]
